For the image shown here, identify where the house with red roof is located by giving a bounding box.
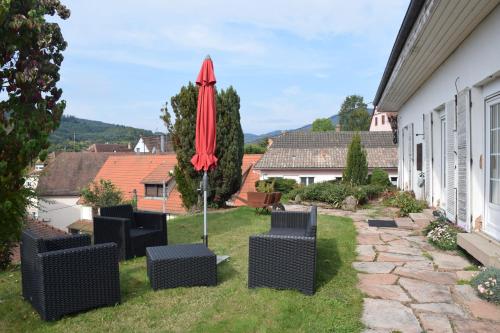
[93,153,263,215]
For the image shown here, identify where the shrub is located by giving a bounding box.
[0,241,14,271]
[359,184,386,201]
[285,181,388,207]
[427,223,458,250]
[255,180,274,193]
[255,178,297,195]
[471,267,500,304]
[370,168,391,187]
[384,191,426,217]
[80,179,124,209]
[343,133,368,186]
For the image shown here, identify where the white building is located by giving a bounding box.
[374,0,500,265]
[370,108,396,132]
[134,135,172,153]
[254,131,398,185]
[35,152,110,231]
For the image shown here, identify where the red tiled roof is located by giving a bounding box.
[141,162,175,184]
[93,154,185,213]
[94,154,262,214]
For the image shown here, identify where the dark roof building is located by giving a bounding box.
[87,143,132,153]
[37,152,112,196]
[255,131,397,170]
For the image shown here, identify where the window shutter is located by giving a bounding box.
[410,123,414,190]
[456,88,470,230]
[446,100,457,222]
[424,113,432,203]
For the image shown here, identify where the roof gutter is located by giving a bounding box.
[373,0,426,108]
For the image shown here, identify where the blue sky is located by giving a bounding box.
[57,0,408,134]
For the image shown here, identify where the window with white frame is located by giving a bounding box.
[490,102,500,205]
[300,177,314,186]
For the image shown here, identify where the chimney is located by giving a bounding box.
[335,124,341,132]
[160,134,165,153]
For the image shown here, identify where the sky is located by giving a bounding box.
[56,0,409,135]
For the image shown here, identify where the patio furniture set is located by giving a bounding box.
[20,204,318,320]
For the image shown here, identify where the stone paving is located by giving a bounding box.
[286,204,500,333]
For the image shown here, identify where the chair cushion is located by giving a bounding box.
[268,228,307,237]
[129,228,158,238]
[129,228,162,257]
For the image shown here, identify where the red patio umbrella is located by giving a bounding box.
[191,55,217,246]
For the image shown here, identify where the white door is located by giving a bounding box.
[485,96,500,240]
[440,114,447,209]
[402,125,413,191]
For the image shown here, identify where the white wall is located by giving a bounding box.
[38,197,82,231]
[25,175,39,219]
[396,6,500,231]
[370,109,393,131]
[259,168,398,185]
[134,138,149,153]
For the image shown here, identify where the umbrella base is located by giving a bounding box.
[216,255,230,265]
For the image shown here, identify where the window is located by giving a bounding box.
[490,102,500,205]
[375,117,378,126]
[136,148,140,152]
[416,143,423,171]
[382,115,385,124]
[300,177,315,186]
[145,184,164,197]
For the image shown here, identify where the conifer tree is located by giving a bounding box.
[161,85,244,209]
[161,83,199,209]
[343,133,368,186]
[209,86,244,206]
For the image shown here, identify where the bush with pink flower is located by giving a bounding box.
[471,267,500,304]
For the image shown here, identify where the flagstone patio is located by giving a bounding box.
[286,204,500,333]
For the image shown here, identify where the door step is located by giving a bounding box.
[457,232,500,268]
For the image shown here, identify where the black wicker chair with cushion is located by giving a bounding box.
[21,230,120,321]
[248,206,317,295]
[93,204,167,260]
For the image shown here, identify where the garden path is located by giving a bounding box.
[286,204,500,333]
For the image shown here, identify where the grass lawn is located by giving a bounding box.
[0,207,363,332]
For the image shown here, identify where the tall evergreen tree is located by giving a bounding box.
[209,86,244,206]
[161,84,244,209]
[338,95,371,131]
[343,133,368,186]
[161,83,199,209]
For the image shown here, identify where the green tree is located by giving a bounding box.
[312,118,335,132]
[343,133,368,186]
[161,83,199,209]
[0,0,70,269]
[80,180,124,212]
[209,86,244,206]
[244,137,268,154]
[338,95,371,131]
[161,84,244,209]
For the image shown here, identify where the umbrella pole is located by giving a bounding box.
[203,170,208,247]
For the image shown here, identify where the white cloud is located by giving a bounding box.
[57,0,408,133]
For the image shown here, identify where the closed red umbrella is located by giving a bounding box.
[191,56,217,171]
[191,56,217,246]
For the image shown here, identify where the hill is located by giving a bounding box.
[49,116,158,151]
[243,109,373,143]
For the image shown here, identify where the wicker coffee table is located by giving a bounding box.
[146,244,217,290]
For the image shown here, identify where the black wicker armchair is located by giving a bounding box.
[248,206,317,295]
[21,230,120,321]
[93,204,167,260]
